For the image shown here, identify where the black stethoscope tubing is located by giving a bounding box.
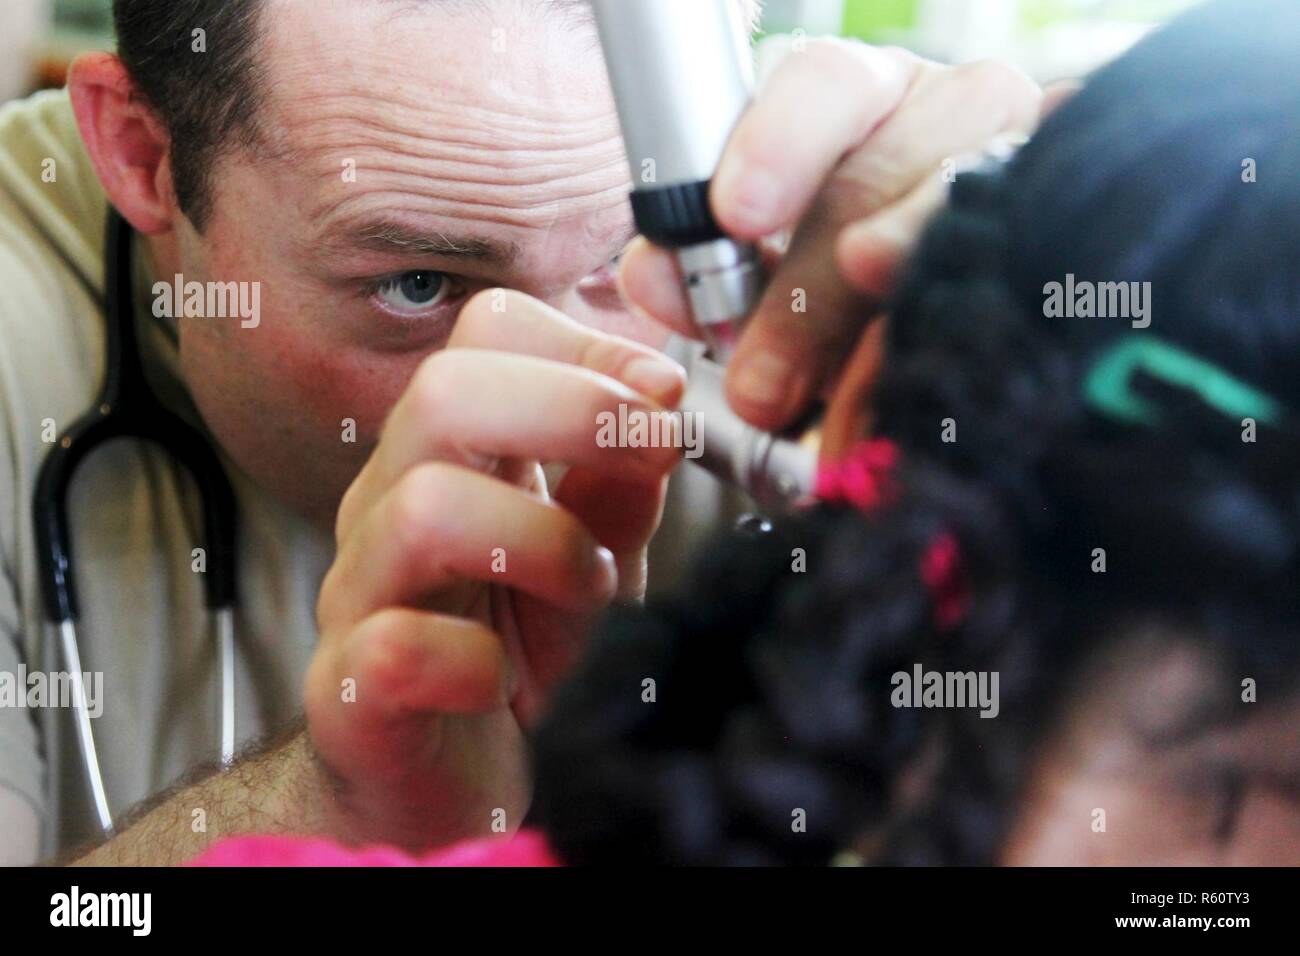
[31,207,239,835]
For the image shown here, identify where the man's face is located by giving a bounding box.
[167,0,656,528]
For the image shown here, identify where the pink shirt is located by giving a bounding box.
[188,829,561,867]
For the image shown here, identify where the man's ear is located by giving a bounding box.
[67,51,176,235]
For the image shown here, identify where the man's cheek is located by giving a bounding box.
[272,332,418,449]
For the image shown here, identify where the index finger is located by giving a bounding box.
[726,59,1042,430]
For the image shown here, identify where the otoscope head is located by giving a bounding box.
[675,239,765,360]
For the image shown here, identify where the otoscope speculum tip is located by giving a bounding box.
[676,238,765,361]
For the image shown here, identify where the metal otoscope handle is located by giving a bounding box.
[591,0,821,508]
[676,344,823,508]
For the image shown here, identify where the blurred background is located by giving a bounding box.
[759,0,1199,81]
[1,0,1202,102]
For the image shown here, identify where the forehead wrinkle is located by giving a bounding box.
[283,84,621,146]
[294,112,629,187]
[300,117,631,228]
[315,176,630,234]
[316,149,630,198]
[282,91,630,222]
[325,168,630,210]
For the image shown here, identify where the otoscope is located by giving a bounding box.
[591,0,822,509]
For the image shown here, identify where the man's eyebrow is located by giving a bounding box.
[320,218,522,265]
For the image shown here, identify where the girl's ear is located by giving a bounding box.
[820,319,887,461]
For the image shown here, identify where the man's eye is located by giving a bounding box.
[373,271,452,313]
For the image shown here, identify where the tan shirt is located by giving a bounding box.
[0,90,745,861]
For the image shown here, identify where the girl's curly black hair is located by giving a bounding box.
[529,0,1300,865]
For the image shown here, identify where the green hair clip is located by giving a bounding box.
[1083,336,1282,427]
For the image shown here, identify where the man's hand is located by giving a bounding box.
[619,40,1047,432]
[304,290,685,850]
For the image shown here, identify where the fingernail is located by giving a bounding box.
[731,350,798,414]
[593,546,618,597]
[717,163,782,233]
[623,356,685,403]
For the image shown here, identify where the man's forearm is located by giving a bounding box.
[67,720,339,866]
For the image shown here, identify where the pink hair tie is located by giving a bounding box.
[920,532,970,632]
[816,438,970,631]
[815,438,901,512]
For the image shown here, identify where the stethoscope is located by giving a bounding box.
[32,208,240,837]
